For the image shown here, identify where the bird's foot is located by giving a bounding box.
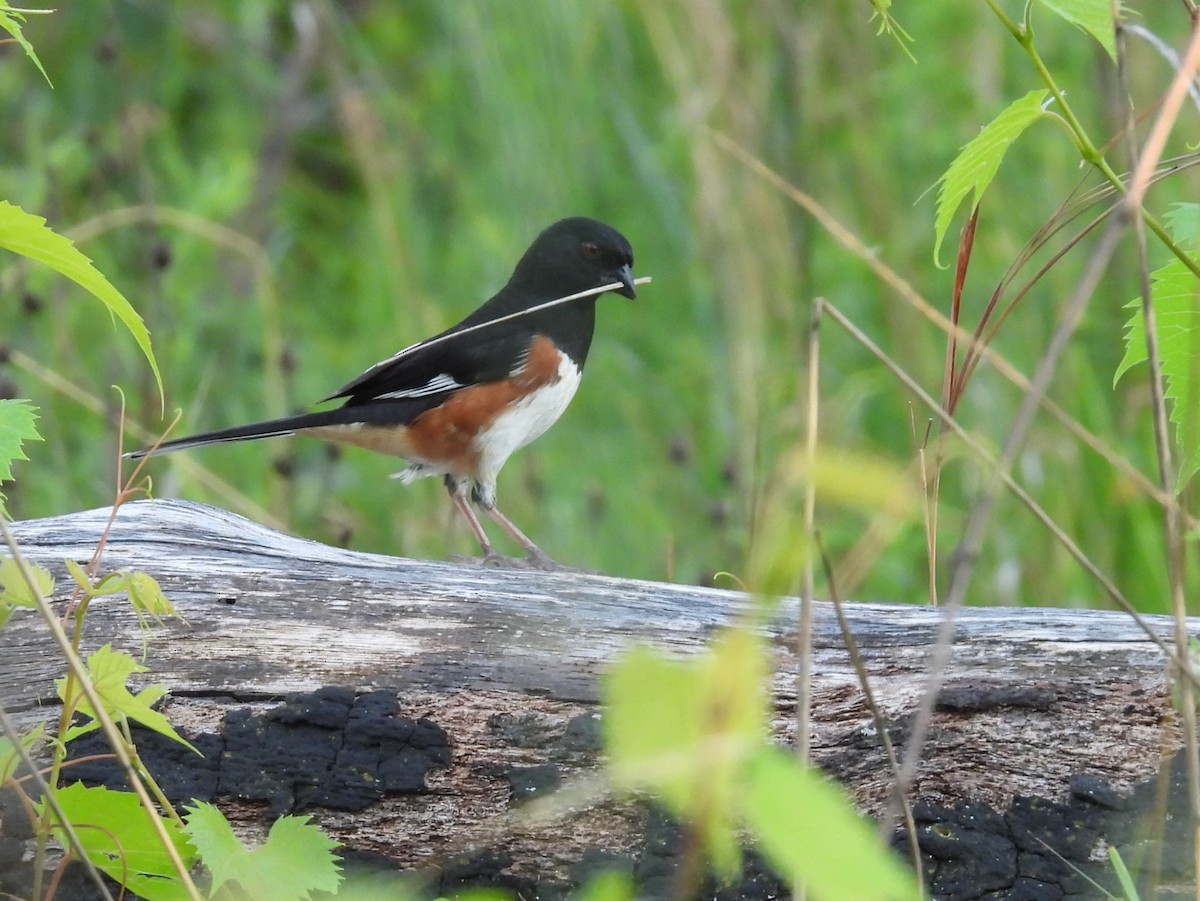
[522,548,594,573]
[448,552,542,569]
[450,549,582,572]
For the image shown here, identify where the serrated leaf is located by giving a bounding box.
[1115,208,1200,488]
[0,3,53,86]
[56,644,198,753]
[1037,0,1122,61]
[184,801,342,900]
[604,628,768,879]
[933,90,1050,267]
[0,400,41,514]
[0,554,53,606]
[1166,203,1200,243]
[743,746,919,900]
[42,782,195,901]
[0,554,54,628]
[0,201,162,401]
[74,565,181,625]
[125,570,181,627]
[0,722,44,784]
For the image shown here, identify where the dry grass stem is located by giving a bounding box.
[1116,13,1200,890]
[819,299,1198,682]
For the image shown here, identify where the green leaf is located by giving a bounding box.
[0,554,53,606]
[56,644,198,753]
[572,871,634,901]
[1037,0,1122,61]
[0,398,42,517]
[73,564,182,626]
[42,782,195,901]
[0,2,53,86]
[0,722,44,784]
[0,553,54,629]
[1166,203,1200,243]
[1115,207,1200,488]
[0,201,162,402]
[604,628,768,879]
[743,746,919,900]
[0,399,40,482]
[933,90,1050,267]
[185,801,342,900]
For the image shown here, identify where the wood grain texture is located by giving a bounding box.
[0,499,1191,894]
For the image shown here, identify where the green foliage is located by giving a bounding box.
[0,552,53,628]
[1037,0,1121,60]
[56,643,198,752]
[742,746,917,901]
[0,200,162,401]
[66,558,183,631]
[184,801,343,900]
[604,629,918,898]
[933,89,1051,266]
[0,721,44,783]
[1115,204,1200,488]
[867,1,915,61]
[4,2,1196,602]
[5,3,1200,894]
[570,871,635,901]
[748,446,918,595]
[0,1,52,85]
[42,782,195,901]
[0,398,41,515]
[606,628,767,877]
[0,398,40,483]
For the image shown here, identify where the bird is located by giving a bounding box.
[127,216,638,569]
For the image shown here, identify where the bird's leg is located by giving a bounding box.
[484,506,558,570]
[447,477,559,570]
[447,482,500,560]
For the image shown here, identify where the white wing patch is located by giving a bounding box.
[377,372,464,400]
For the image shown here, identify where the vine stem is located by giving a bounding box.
[984,0,1200,282]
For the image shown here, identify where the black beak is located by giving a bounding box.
[613,262,637,299]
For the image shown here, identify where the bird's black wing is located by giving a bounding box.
[325,316,532,408]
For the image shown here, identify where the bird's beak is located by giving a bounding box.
[614,263,637,299]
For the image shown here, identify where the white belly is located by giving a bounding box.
[474,354,582,484]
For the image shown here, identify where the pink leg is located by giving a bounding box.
[485,506,556,569]
[450,490,497,557]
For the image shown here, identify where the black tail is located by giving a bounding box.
[124,410,334,459]
[124,401,429,460]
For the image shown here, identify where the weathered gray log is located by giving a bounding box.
[0,499,1193,897]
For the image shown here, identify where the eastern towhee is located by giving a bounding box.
[127,217,639,569]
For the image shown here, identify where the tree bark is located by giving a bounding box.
[0,499,1191,899]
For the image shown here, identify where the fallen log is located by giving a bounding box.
[0,499,1193,899]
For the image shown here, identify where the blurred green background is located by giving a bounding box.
[2,2,1196,607]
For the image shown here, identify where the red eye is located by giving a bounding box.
[582,242,601,259]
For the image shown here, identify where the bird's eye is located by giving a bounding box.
[582,241,601,259]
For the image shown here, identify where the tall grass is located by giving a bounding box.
[1,2,1194,609]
